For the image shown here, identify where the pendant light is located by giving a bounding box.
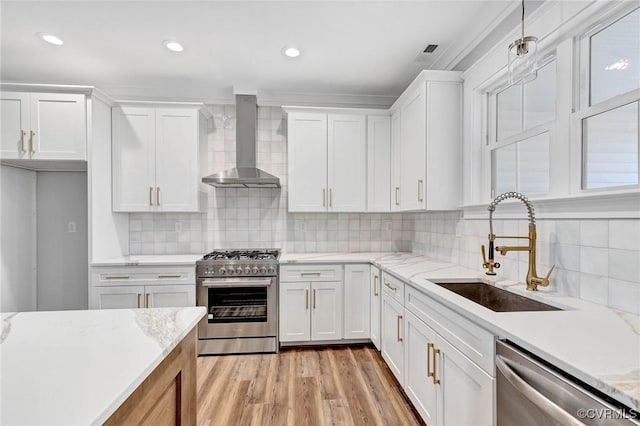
[508,0,538,84]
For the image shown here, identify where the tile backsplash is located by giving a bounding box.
[128,104,639,314]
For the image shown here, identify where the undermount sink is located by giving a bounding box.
[433,281,561,312]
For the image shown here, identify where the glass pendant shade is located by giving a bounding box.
[508,35,538,84]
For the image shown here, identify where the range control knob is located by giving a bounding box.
[218,267,227,275]
[252,266,259,275]
[228,266,236,275]
[267,267,275,275]
[244,266,252,275]
[259,266,267,275]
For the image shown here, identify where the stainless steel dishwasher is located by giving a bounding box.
[496,340,639,425]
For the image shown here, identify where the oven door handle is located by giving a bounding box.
[200,279,272,288]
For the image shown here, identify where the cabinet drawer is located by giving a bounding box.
[280,265,343,282]
[381,272,404,304]
[405,285,495,375]
[91,266,195,286]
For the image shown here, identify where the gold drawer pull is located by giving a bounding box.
[301,272,321,277]
[156,187,161,206]
[29,130,36,153]
[146,293,150,308]
[305,289,309,310]
[395,187,400,206]
[396,315,403,342]
[322,189,326,207]
[137,293,142,308]
[373,275,379,296]
[418,179,423,203]
[149,187,154,206]
[158,274,181,279]
[20,130,27,153]
[329,188,333,208]
[313,289,317,309]
[433,348,441,385]
[105,275,129,280]
[384,280,397,291]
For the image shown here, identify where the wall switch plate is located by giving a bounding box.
[68,222,76,233]
[385,221,393,231]
[299,222,305,231]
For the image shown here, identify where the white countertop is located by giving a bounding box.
[0,307,206,425]
[91,254,202,266]
[281,252,640,411]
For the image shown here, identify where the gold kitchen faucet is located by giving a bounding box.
[481,192,555,291]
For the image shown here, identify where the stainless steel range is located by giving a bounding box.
[196,249,279,355]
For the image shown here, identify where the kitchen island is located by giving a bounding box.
[0,306,205,425]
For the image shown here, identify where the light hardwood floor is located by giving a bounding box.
[197,344,424,426]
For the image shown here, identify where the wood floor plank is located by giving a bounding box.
[196,345,422,426]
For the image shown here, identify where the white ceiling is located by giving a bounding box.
[1,1,519,106]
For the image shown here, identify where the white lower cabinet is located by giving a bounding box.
[90,266,196,309]
[370,266,382,350]
[381,292,405,384]
[343,264,370,339]
[279,281,343,342]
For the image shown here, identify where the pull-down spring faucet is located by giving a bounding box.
[481,192,555,291]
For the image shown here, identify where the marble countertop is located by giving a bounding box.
[91,254,202,266]
[0,307,206,425]
[281,252,640,411]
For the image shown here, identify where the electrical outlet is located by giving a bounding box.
[68,222,76,233]
[299,222,306,231]
[385,221,392,231]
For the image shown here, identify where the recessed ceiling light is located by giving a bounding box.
[163,40,184,52]
[37,33,63,46]
[284,47,300,58]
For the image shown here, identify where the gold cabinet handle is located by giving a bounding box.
[322,189,326,207]
[373,275,379,296]
[395,187,400,206]
[158,274,181,279]
[301,272,321,277]
[433,348,441,385]
[305,289,309,310]
[29,130,36,153]
[396,315,403,342]
[418,179,423,203]
[384,280,397,291]
[145,293,150,308]
[149,187,154,206]
[137,293,142,308]
[313,289,317,309]
[20,130,27,153]
[106,275,129,280]
[427,343,434,379]
[156,187,161,206]
[329,188,333,208]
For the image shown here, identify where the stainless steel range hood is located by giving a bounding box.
[202,94,281,188]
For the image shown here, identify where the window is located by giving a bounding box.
[579,7,640,190]
[490,60,557,197]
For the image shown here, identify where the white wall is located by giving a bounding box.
[36,172,88,311]
[0,165,37,312]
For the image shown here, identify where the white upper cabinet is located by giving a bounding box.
[287,113,328,212]
[391,110,402,211]
[367,115,391,212]
[391,71,462,211]
[1,91,86,161]
[112,104,206,212]
[287,110,367,212]
[328,114,366,212]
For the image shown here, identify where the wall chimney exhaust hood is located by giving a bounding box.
[202,94,281,188]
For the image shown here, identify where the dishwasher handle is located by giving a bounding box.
[496,355,586,426]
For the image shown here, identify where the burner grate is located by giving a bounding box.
[202,249,280,261]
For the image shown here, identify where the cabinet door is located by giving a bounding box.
[29,93,86,160]
[436,334,495,426]
[381,293,404,384]
[327,114,366,212]
[92,286,145,309]
[343,264,370,339]
[311,281,343,341]
[155,109,200,212]
[279,282,311,342]
[400,86,426,210]
[0,92,30,159]
[112,106,156,212]
[390,110,402,211]
[370,267,382,350]
[405,310,439,425]
[287,113,327,212]
[367,116,391,212]
[425,82,462,210]
[145,284,195,308]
